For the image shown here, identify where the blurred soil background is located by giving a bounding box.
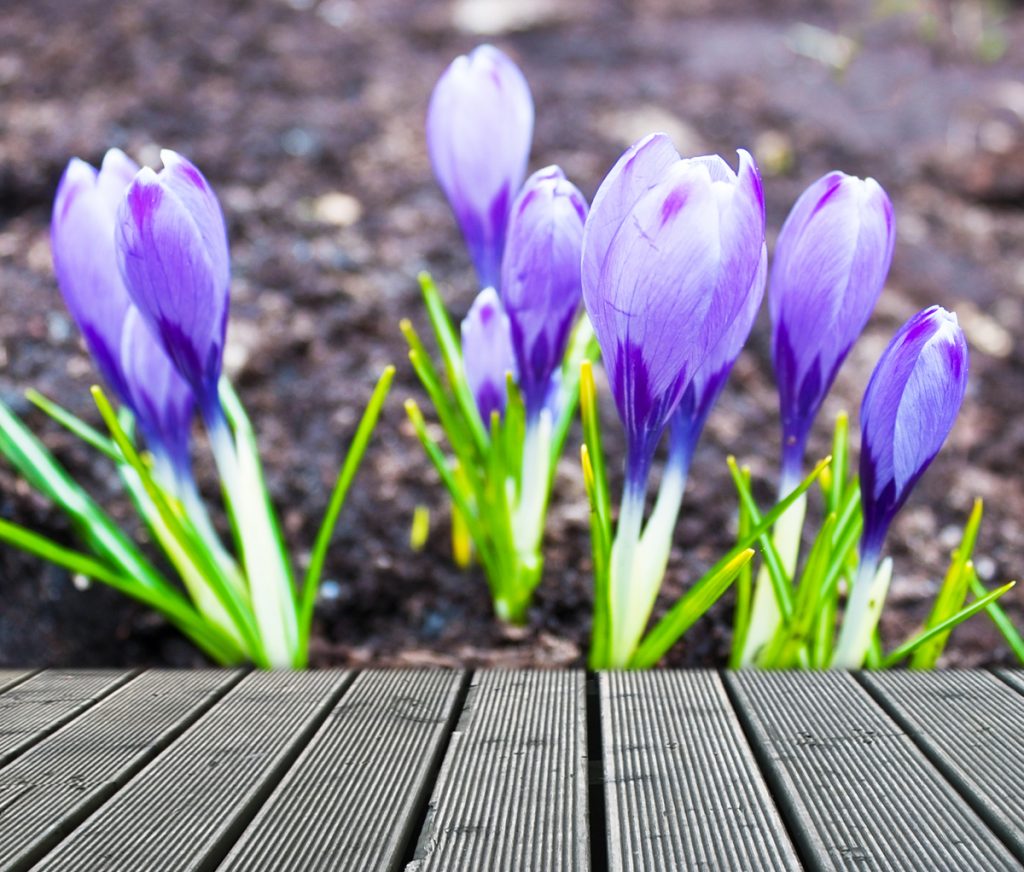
[0,0,1022,668]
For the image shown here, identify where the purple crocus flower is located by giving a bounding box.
[668,244,767,473]
[770,171,895,490]
[51,149,140,403]
[120,307,196,480]
[858,305,969,563]
[500,166,588,418]
[116,150,230,420]
[461,287,518,425]
[582,133,766,493]
[427,44,534,291]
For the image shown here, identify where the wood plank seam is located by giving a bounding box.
[719,671,819,870]
[393,669,473,871]
[855,671,1024,865]
[585,672,609,872]
[0,669,141,769]
[0,668,247,872]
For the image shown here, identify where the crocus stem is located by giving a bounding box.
[511,410,553,571]
[832,552,892,668]
[204,404,297,668]
[739,480,807,667]
[607,471,649,669]
[177,472,248,599]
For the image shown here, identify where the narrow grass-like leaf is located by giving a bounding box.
[970,571,1024,663]
[0,397,176,596]
[636,457,829,667]
[550,314,598,470]
[92,385,263,662]
[728,467,755,669]
[761,513,837,669]
[297,366,394,657]
[579,361,611,542]
[631,549,755,669]
[418,272,489,455]
[828,411,849,516]
[879,580,1016,668]
[911,498,983,669]
[583,444,612,669]
[25,389,119,462]
[727,456,796,621]
[0,517,244,664]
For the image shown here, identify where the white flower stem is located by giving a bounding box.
[832,554,892,669]
[206,410,296,668]
[511,410,552,569]
[607,483,647,668]
[738,491,807,666]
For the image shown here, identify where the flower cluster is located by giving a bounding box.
[1,149,392,668]
[404,45,593,623]
[0,43,1016,671]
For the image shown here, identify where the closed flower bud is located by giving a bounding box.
[51,149,140,402]
[500,165,588,417]
[461,287,518,424]
[770,171,895,485]
[427,45,534,291]
[859,305,969,560]
[582,133,766,486]
[117,150,231,416]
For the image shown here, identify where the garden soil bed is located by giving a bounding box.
[1,0,1022,668]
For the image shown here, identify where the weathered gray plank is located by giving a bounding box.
[0,671,37,693]
[0,670,135,766]
[726,671,1019,870]
[860,670,1024,862]
[601,671,801,871]
[407,670,588,872]
[995,669,1024,697]
[0,669,240,871]
[219,669,465,872]
[32,669,351,872]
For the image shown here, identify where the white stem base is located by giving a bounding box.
[832,557,893,669]
[738,492,807,667]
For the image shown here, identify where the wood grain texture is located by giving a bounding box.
[219,669,465,872]
[407,670,589,872]
[726,670,1020,871]
[601,670,800,871]
[31,670,351,872]
[0,669,240,872]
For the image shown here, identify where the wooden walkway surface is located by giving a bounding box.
[0,669,1021,871]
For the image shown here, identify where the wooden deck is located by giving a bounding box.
[0,669,1022,871]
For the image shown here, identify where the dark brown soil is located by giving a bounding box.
[1,0,1022,669]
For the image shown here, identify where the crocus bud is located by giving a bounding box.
[582,133,766,487]
[500,166,588,417]
[51,149,140,402]
[427,44,534,291]
[669,244,767,468]
[120,306,195,478]
[117,150,230,416]
[859,306,968,562]
[461,287,517,424]
[770,171,895,487]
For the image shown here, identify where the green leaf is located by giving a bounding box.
[298,366,394,658]
[970,571,1024,664]
[25,389,120,462]
[92,386,264,663]
[827,411,849,516]
[630,549,755,669]
[727,456,797,621]
[636,455,830,668]
[418,272,489,455]
[579,361,611,543]
[583,444,612,669]
[0,517,244,665]
[880,580,1016,668]
[728,467,754,670]
[760,513,837,669]
[0,396,176,596]
[911,498,983,669]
